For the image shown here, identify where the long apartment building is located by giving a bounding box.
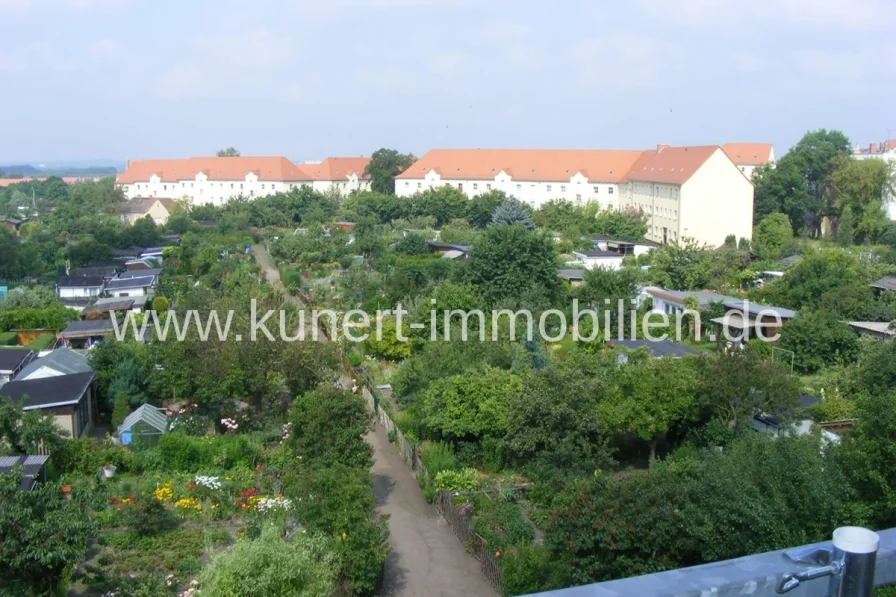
[395,145,756,247]
[116,156,371,206]
[721,143,775,180]
[854,139,896,219]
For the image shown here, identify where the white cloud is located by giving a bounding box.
[634,0,895,31]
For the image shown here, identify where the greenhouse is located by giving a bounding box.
[117,404,168,446]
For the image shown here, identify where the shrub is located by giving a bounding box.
[26,333,54,351]
[157,432,260,473]
[0,331,17,345]
[198,524,336,597]
[121,493,180,536]
[500,545,557,597]
[111,392,131,428]
[434,468,480,492]
[420,442,457,478]
[474,499,534,552]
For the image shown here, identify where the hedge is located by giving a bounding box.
[27,334,55,351]
[0,331,17,346]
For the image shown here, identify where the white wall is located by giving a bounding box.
[396,172,619,209]
[576,255,624,271]
[678,148,754,247]
[109,287,149,298]
[20,365,65,381]
[58,287,102,298]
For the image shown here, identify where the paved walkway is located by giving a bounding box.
[252,245,496,597]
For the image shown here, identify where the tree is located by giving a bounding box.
[648,238,712,290]
[752,158,812,231]
[697,349,800,428]
[415,185,468,226]
[467,190,506,228]
[420,366,522,442]
[594,205,649,240]
[752,213,793,259]
[393,232,429,256]
[364,317,412,361]
[216,147,241,157]
[491,196,534,228]
[151,295,170,313]
[780,311,860,374]
[0,472,96,594]
[788,129,852,236]
[0,400,69,454]
[198,524,336,597]
[467,225,559,306]
[288,385,372,469]
[111,391,131,427]
[0,228,20,277]
[503,353,614,482]
[108,358,149,407]
[765,249,859,310]
[364,148,416,195]
[826,157,895,243]
[599,357,700,459]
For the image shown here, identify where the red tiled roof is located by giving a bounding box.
[625,146,719,185]
[395,149,646,183]
[116,157,312,184]
[296,157,371,181]
[721,143,774,166]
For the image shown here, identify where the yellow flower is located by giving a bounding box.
[224,477,232,481]
[341,532,347,539]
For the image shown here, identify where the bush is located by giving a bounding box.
[54,437,139,476]
[157,432,260,473]
[501,545,557,597]
[111,392,131,428]
[198,524,336,597]
[121,492,180,536]
[26,333,54,350]
[434,468,480,492]
[420,442,457,477]
[0,331,17,345]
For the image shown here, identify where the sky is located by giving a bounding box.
[1,0,894,164]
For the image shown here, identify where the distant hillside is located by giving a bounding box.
[0,165,119,177]
[0,164,41,176]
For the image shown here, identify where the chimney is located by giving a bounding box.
[657,144,671,153]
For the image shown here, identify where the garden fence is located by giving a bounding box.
[434,490,502,590]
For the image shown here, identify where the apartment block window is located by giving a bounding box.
[486,183,492,190]
[458,183,463,190]
[546,184,552,192]
[609,187,614,194]
[561,185,567,192]
[163,185,167,190]
[191,183,194,188]
[417,182,422,189]
[473,183,479,190]
[230,183,234,189]
[593,186,599,193]
[405,181,409,187]
[262,184,265,190]
[250,190,255,197]
[516,184,522,191]
[240,183,244,190]
[576,194,582,201]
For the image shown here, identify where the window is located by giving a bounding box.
[262,184,265,190]
[163,184,167,190]
[191,183,194,188]
[576,194,582,201]
[561,185,566,192]
[458,183,463,190]
[405,181,409,187]
[417,182,422,189]
[486,183,492,190]
[516,184,522,191]
[546,184,552,192]
[240,183,244,189]
[609,187,614,194]
[593,186,599,193]
[231,183,234,189]
[473,183,478,190]
[250,190,255,197]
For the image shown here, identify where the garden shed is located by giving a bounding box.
[118,404,168,446]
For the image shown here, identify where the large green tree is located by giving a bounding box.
[288,385,372,469]
[788,129,852,236]
[780,311,860,373]
[826,156,895,243]
[752,157,812,233]
[364,148,416,195]
[752,213,793,259]
[467,225,559,306]
[216,147,241,157]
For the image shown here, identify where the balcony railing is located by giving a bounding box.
[525,527,896,597]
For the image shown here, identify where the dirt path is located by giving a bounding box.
[252,245,496,597]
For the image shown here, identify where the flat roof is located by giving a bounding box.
[721,299,796,319]
[60,319,116,337]
[612,338,700,358]
[105,275,156,291]
[0,348,33,373]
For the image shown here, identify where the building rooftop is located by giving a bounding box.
[871,276,896,292]
[849,321,896,337]
[611,338,700,358]
[120,197,174,214]
[0,371,95,410]
[58,275,105,288]
[15,347,91,378]
[0,455,50,490]
[721,299,796,319]
[559,268,587,281]
[73,266,118,278]
[117,268,162,279]
[117,156,313,184]
[574,250,623,258]
[59,319,116,337]
[296,157,371,181]
[721,143,774,166]
[105,275,156,291]
[0,348,34,373]
[647,288,737,307]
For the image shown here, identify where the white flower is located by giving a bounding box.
[193,475,222,491]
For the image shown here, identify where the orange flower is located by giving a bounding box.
[495,551,501,557]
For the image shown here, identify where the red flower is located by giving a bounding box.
[187,481,195,491]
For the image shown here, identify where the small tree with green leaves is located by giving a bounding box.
[111,392,131,428]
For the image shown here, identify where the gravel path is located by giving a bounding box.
[252,244,496,597]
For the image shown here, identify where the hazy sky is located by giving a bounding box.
[1,0,894,164]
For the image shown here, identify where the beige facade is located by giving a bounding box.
[619,148,754,246]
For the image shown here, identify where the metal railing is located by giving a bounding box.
[524,527,896,597]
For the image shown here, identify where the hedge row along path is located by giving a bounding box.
[253,244,496,597]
